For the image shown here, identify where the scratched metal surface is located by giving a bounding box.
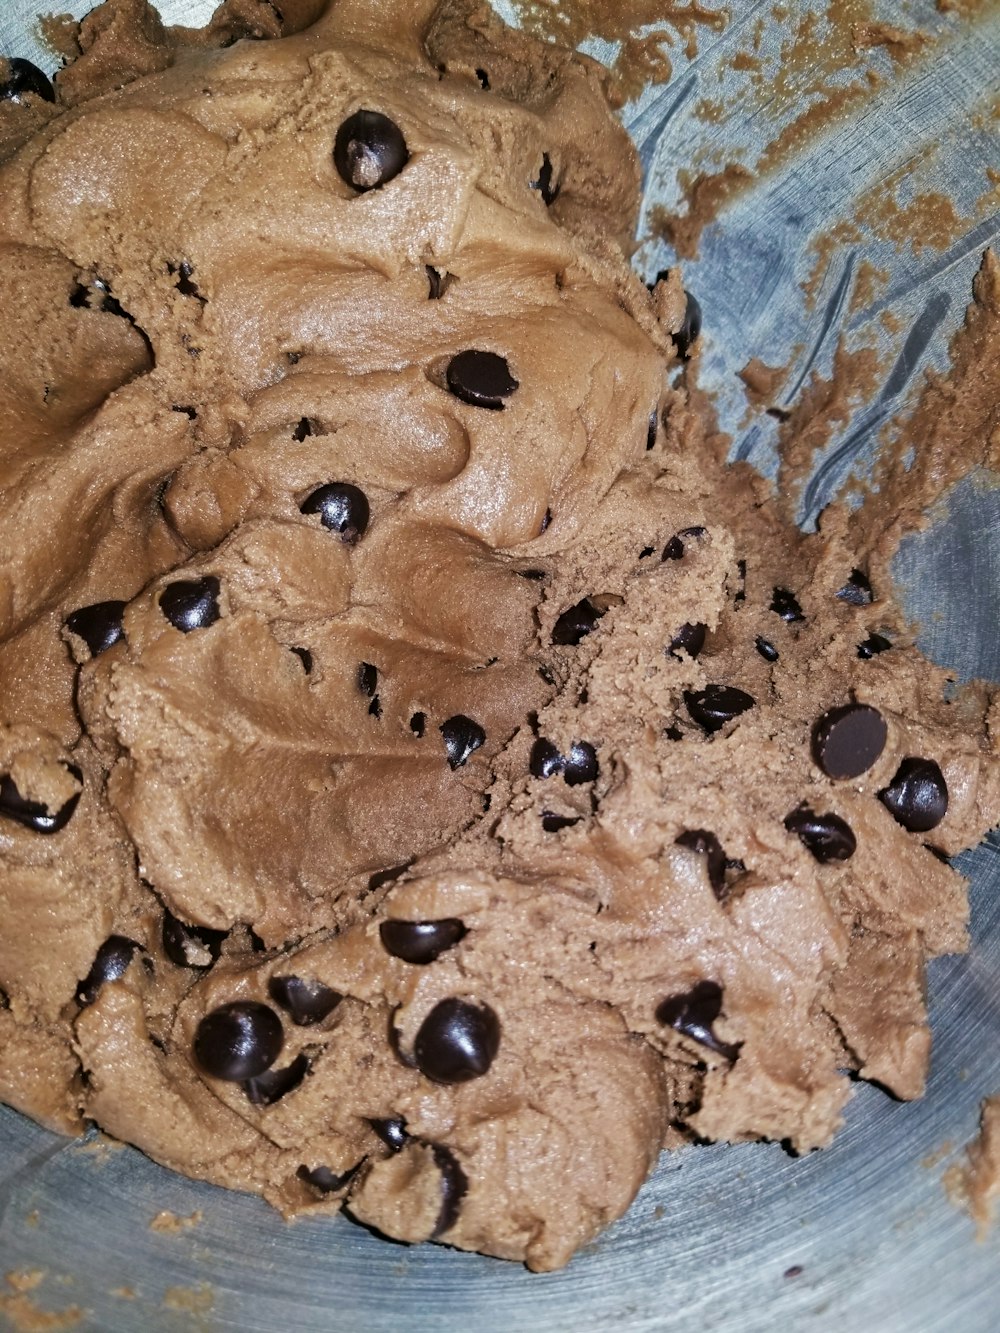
[1,2,999,1330]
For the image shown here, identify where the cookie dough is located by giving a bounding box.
[1,0,998,1272]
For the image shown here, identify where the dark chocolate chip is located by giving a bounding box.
[290,646,313,673]
[656,979,739,1060]
[674,291,702,359]
[770,587,805,622]
[541,811,581,833]
[169,260,204,302]
[552,597,604,645]
[0,765,82,835]
[333,109,408,191]
[369,695,382,718]
[300,483,369,543]
[475,67,490,89]
[878,757,948,832]
[292,417,312,441]
[412,997,501,1084]
[446,350,518,410]
[244,1052,310,1105]
[367,860,414,892]
[639,546,655,559]
[836,569,874,605]
[440,715,486,769]
[162,910,227,969]
[675,830,726,897]
[662,526,707,561]
[76,936,141,1006]
[430,1143,468,1237]
[857,632,892,660]
[193,1001,284,1081]
[518,567,547,581]
[668,622,707,660]
[647,410,658,450]
[539,507,552,534]
[65,601,127,657]
[756,636,779,662]
[811,703,887,779]
[409,712,426,738]
[783,805,857,862]
[358,662,378,697]
[0,58,55,104]
[530,737,562,779]
[665,724,684,741]
[159,575,221,633]
[531,153,559,205]
[529,737,598,785]
[268,974,342,1026]
[379,918,467,965]
[684,685,756,734]
[370,1117,409,1152]
[298,1162,360,1194]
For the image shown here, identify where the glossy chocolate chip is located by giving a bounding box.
[837,569,874,605]
[244,1052,310,1106]
[440,715,486,770]
[878,757,948,832]
[783,805,857,863]
[656,980,739,1060]
[675,830,726,897]
[857,632,892,660]
[298,1162,360,1194]
[662,526,707,561]
[430,1143,468,1237]
[290,646,313,673]
[684,685,755,734]
[193,1001,284,1081]
[65,601,127,657]
[541,811,581,832]
[530,738,562,779]
[358,662,378,697]
[552,597,604,645]
[379,918,467,965]
[300,483,369,543]
[162,910,227,969]
[412,998,501,1084]
[529,737,598,785]
[756,636,779,662]
[668,622,707,660]
[268,974,342,1026]
[76,936,141,1006]
[370,1117,409,1152]
[334,109,408,191]
[812,703,887,779]
[446,350,518,410]
[674,291,703,359]
[159,575,221,633]
[0,57,55,103]
[0,764,82,835]
[531,152,559,205]
[771,587,805,622]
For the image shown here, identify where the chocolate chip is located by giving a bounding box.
[370,1117,409,1151]
[159,575,221,633]
[429,1143,468,1237]
[290,646,313,673]
[674,291,702,359]
[446,350,518,410]
[300,483,369,543]
[193,1001,284,1081]
[0,764,82,835]
[65,601,127,657]
[878,757,948,832]
[647,410,658,450]
[412,998,501,1084]
[358,662,378,697]
[811,703,887,779]
[439,715,486,769]
[770,587,805,622]
[0,58,55,104]
[656,980,739,1060]
[662,526,707,561]
[857,632,892,660]
[518,567,547,581]
[409,712,426,738]
[244,1052,310,1106]
[333,109,408,191]
[169,260,205,303]
[541,811,581,832]
[837,569,873,605]
[756,636,779,662]
[298,1162,360,1194]
[162,910,227,968]
[426,266,455,300]
[783,805,857,862]
[529,737,598,785]
[475,67,490,89]
[292,417,312,441]
[552,597,604,645]
[367,861,414,892]
[684,685,755,734]
[531,153,559,205]
[734,557,747,604]
[379,918,467,965]
[76,936,141,1006]
[675,830,726,897]
[668,622,707,660]
[268,975,342,1026]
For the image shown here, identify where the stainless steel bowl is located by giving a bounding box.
[2,2,999,1328]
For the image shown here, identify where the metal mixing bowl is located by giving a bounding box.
[2,2,998,1328]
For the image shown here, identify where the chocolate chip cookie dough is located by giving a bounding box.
[1,0,998,1272]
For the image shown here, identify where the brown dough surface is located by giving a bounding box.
[1,0,999,1272]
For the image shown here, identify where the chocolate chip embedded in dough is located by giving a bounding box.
[783,805,857,863]
[878,757,948,832]
[552,597,604,645]
[755,636,779,662]
[379,918,467,965]
[656,980,739,1060]
[300,483,370,543]
[370,1117,409,1152]
[668,622,707,660]
[358,662,378,697]
[530,738,562,779]
[412,998,501,1084]
[675,830,726,897]
[159,575,221,633]
[193,1001,284,1081]
[836,569,874,605]
[647,410,658,450]
[530,153,559,205]
[857,632,892,660]
[439,715,486,770]
[367,861,414,893]
[298,1162,360,1194]
[162,910,228,969]
[674,290,702,359]
[0,763,82,835]
[0,58,55,104]
[684,685,756,734]
[268,975,342,1026]
[429,1144,468,1237]
[290,646,313,673]
[770,587,805,622]
[811,703,887,779]
[333,109,408,192]
[244,1052,310,1106]
[76,936,142,1007]
[65,600,127,657]
[541,811,581,832]
[446,350,519,410]
[409,712,426,738]
[529,738,598,785]
[662,526,707,561]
